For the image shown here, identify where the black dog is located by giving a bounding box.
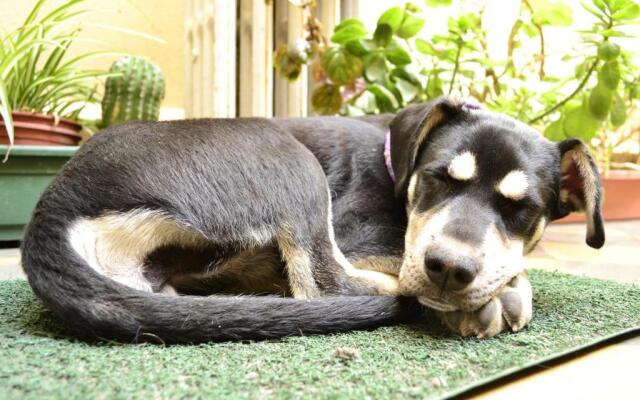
[21,97,604,343]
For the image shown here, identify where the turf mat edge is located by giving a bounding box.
[445,326,639,399]
[1,269,639,399]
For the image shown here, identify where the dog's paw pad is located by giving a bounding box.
[498,276,532,333]
[499,291,523,327]
[438,273,533,338]
[439,300,502,338]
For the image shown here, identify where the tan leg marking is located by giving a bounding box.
[326,191,400,296]
[351,256,403,276]
[276,232,320,299]
[332,244,400,295]
[341,264,400,295]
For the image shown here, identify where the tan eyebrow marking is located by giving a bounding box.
[407,173,419,206]
[447,151,477,181]
[497,170,529,200]
[524,217,547,253]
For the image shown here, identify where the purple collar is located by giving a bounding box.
[383,100,483,183]
[462,99,482,110]
[384,131,395,182]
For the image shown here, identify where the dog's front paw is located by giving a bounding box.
[437,273,533,338]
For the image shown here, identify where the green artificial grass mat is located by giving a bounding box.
[1,269,638,400]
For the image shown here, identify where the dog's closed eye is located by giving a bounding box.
[421,169,459,194]
[496,197,541,230]
[424,166,472,187]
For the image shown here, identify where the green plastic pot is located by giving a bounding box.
[0,145,78,241]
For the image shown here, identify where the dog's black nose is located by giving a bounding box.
[424,252,477,291]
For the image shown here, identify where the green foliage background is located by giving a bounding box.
[276,0,640,157]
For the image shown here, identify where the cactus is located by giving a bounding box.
[101,56,165,128]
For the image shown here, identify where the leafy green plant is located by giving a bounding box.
[0,0,124,149]
[537,0,640,168]
[275,0,640,169]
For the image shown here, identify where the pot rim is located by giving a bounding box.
[6,110,82,129]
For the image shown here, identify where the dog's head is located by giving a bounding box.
[391,97,605,312]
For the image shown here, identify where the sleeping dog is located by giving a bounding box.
[21,97,604,343]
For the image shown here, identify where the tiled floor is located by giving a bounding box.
[476,336,640,400]
[1,221,638,398]
[0,248,23,280]
[526,220,640,285]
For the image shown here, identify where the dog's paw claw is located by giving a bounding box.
[438,273,533,338]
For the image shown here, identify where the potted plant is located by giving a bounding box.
[0,0,104,240]
[0,0,165,241]
[275,0,640,222]
[0,0,117,149]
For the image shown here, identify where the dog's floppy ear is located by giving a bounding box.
[553,138,605,248]
[390,96,464,197]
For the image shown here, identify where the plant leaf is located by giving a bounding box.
[311,84,342,115]
[0,76,14,150]
[415,38,433,55]
[544,117,566,141]
[532,0,573,26]
[612,3,640,20]
[597,41,620,61]
[426,74,444,98]
[610,93,627,126]
[598,60,621,89]
[390,66,422,86]
[321,47,363,85]
[588,83,613,120]
[331,19,367,44]
[368,84,399,112]
[563,102,600,140]
[425,0,452,6]
[377,7,404,32]
[396,14,426,38]
[591,0,607,13]
[602,29,628,38]
[345,39,375,57]
[385,41,412,65]
[374,24,393,46]
[582,1,609,23]
[364,52,387,83]
[394,77,419,103]
[334,18,366,33]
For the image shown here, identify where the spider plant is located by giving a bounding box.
[0,0,122,153]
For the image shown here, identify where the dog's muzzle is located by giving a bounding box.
[400,205,526,312]
[423,246,479,292]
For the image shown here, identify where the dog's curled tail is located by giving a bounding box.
[21,220,413,344]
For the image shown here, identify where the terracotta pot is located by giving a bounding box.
[555,169,640,223]
[0,111,82,146]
